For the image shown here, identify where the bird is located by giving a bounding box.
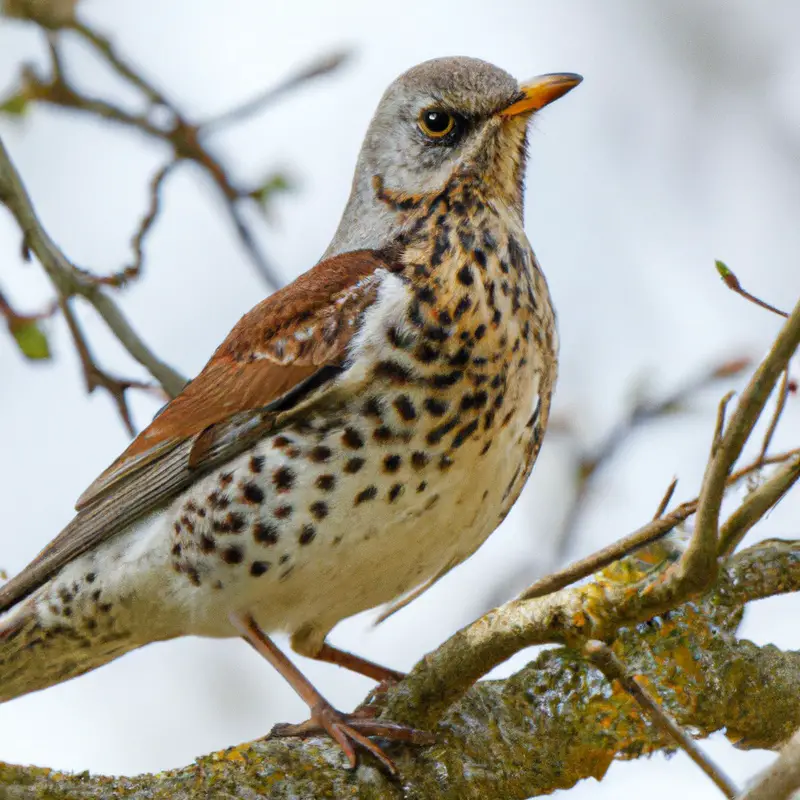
[0,57,580,773]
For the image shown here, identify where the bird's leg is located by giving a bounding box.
[307,641,406,684]
[230,613,431,774]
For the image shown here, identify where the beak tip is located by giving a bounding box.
[500,72,583,117]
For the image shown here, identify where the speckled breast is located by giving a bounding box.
[167,184,557,642]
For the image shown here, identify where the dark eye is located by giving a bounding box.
[418,109,457,139]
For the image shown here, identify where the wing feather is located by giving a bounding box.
[0,249,398,613]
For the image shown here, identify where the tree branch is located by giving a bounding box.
[0,133,187,405]
[1,541,799,798]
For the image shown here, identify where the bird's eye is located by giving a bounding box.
[418,109,456,139]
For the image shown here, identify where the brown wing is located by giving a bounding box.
[0,249,399,613]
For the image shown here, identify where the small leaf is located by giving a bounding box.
[714,259,731,278]
[248,172,293,209]
[10,319,51,360]
[0,92,28,117]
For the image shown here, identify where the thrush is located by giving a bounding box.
[0,57,580,772]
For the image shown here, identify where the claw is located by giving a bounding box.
[269,700,435,773]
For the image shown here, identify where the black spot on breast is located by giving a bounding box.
[344,457,365,474]
[208,491,230,510]
[250,455,265,474]
[316,474,336,491]
[309,445,332,463]
[373,426,393,443]
[415,342,439,363]
[388,483,404,503]
[452,419,479,449]
[453,296,472,321]
[273,467,296,491]
[254,521,279,545]
[299,524,316,545]
[242,482,265,504]
[393,395,417,421]
[309,501,329,520]
[430,371,464,389]
[408,299,423,327]
[200,534,216,553]
[250,561,270,577]
[424,397,449,417]
[448,347,470,368]
[457,265,474,286]
[342,427,364,449]
[375,360,415,385]
[411,451,430,470]
[362,397,383,418]
[355,486,378,505]
[474,324,487,340]
[274,504,293,519]
[416,286,436,305]
[427,415,461,445]
[473,248,487,269]
[383,454,402,473]
[221,546,244,564]
[425,325,449,343]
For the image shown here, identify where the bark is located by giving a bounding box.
[0,540,798,799]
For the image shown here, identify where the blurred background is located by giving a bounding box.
[1,1,799,796]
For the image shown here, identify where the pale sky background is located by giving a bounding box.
[1,1,800,797]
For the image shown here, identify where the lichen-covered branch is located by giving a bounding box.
[0,540,798,799]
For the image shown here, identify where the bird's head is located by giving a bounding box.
[326,56,581,256]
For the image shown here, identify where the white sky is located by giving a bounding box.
[1,1,799,796]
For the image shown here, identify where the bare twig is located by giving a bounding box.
[653,477,678,519]
[738,724,800,800]
[519,448,800,600]
[0,134,187,419]
[202,50,350,132]
[717,454,800,556]
[758,368,792,464]
[17,35,283,288]
[551,358,751,563]
[58,297,164,435]
[69,19,171,107]
[584,640,739,799]
[716,260,789,318]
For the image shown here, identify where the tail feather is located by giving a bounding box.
[0,597,138,703]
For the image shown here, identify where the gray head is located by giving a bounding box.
[325,56,581,258]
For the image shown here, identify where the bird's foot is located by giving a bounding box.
[269,700,434,774]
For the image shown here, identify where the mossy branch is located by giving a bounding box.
[1,540,799,799]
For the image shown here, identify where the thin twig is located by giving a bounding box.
[640,297,800,613]
[58,297,156,435]
[584,640,739,799]
[717,454,800,556]
[716,260,789,318]
[202,50,350,132]
[758,368,791,464]
[518,449,800,601]
[19,39,282,288]
[653,477,678,520]
[69,20,171,107]
[551,358,751,563]
[80,161,179,289]
[0,134,187,405]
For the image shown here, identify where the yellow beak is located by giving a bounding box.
[499,73,583,117]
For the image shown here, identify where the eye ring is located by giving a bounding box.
[418,109,456,139]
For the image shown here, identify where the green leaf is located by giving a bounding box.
[10,319,51,360]
[249,172,293,208]
[715,259,731,278]
[0,92,29,117]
